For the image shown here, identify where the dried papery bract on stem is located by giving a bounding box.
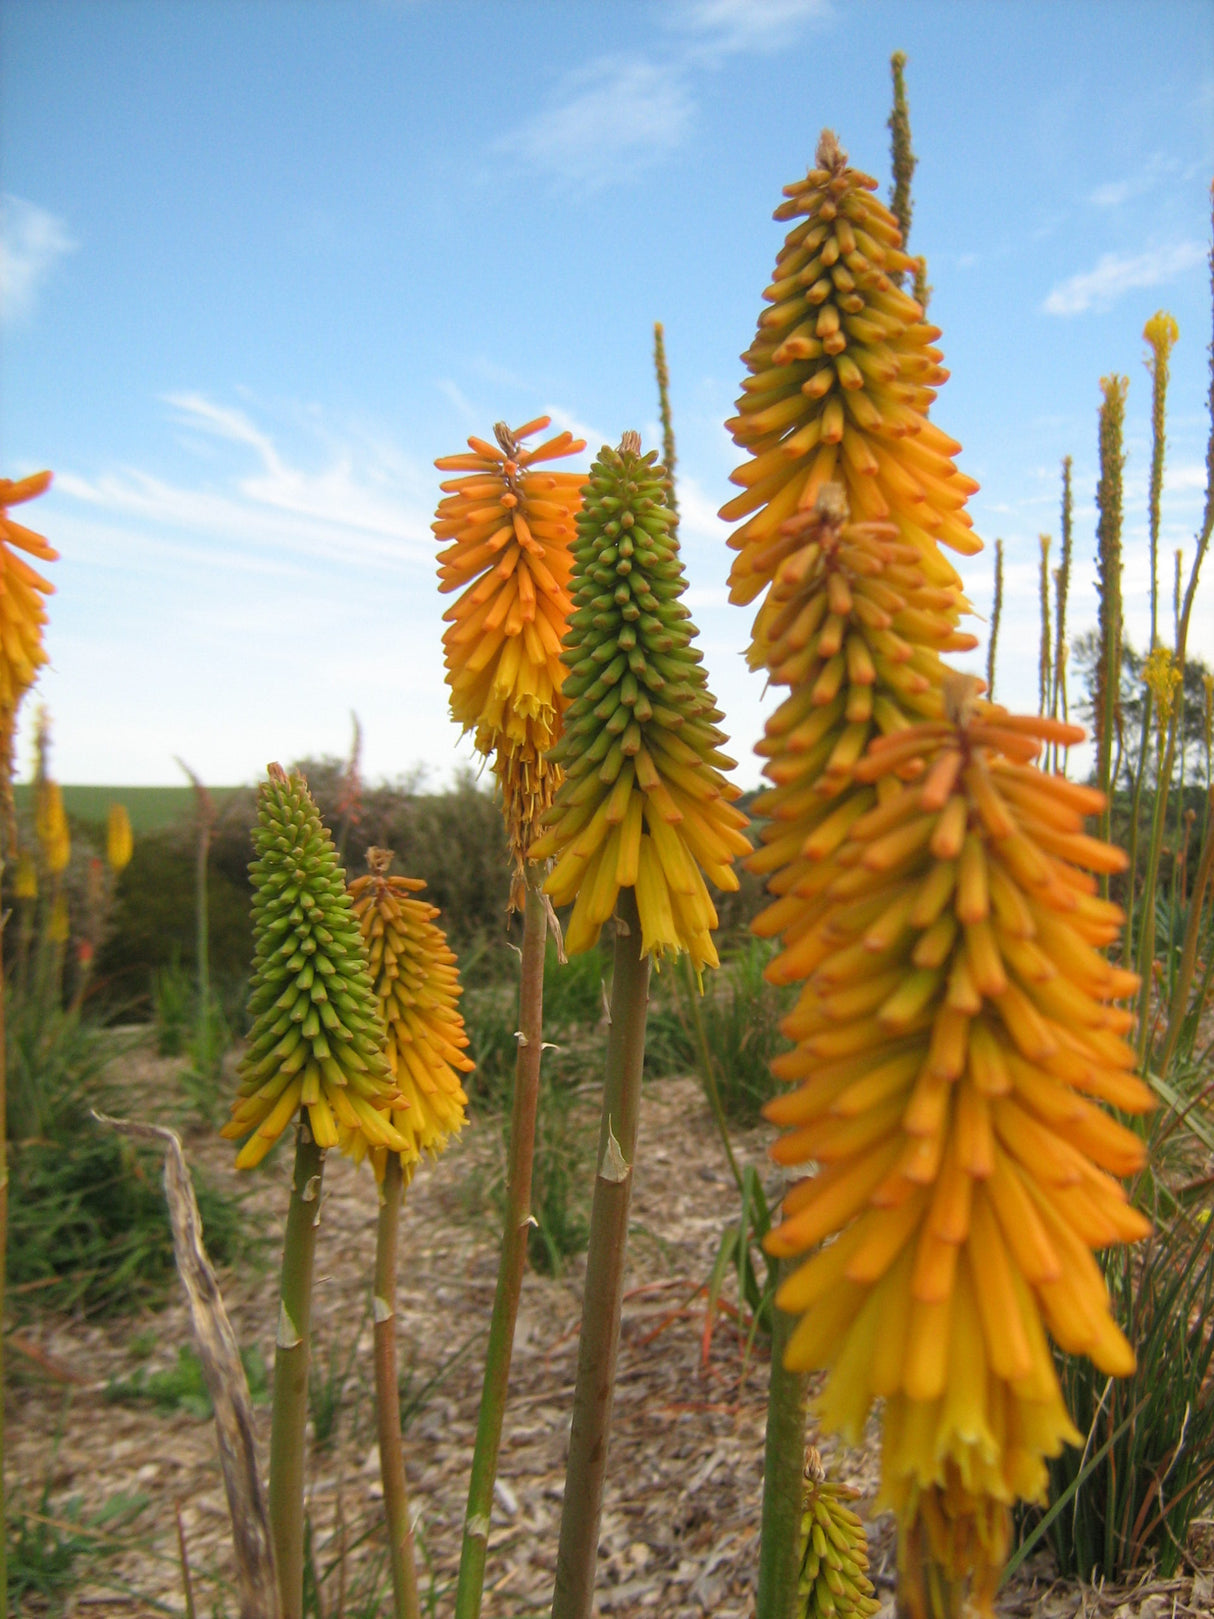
[763,681,1152,1616]
[0,467,56,1617]
[348,846,471,1619]
[222,765,396,1619]
[541,434,748,1618]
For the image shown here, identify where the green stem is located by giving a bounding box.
[269,1127,326,1619]
[679,954,743,1195]
[375,1153,422,1619]
[1158,790,1214,1076]
[196,817,211,1065]
[551,887,650,1619]
[1,894,9,1616]
[454,868,547,1619]
[756,1257,810,1619]
[1123,695,1154,966]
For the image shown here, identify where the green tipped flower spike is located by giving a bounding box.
[223,764,403,1169]
[797,1452,880,1619]
[532,433,750,971]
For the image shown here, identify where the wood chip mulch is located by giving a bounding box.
[6,1046,1211,1617]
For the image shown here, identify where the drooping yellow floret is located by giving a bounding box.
[348,847,471,1177]
[434,417,585,897]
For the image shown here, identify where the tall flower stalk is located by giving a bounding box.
[433,417,584,1619]
[222,765,399,1619]
[349,848,471,1619]
[1052,457,1074,764]
[536,434,748,1616]
[1037,534,1052,717]
[987,539,1003,703]
[1095,374,1128,854]
[0,468,56,1615]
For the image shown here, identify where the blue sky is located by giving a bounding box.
[2,0,1212,789]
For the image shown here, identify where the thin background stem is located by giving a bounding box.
[454,867,546,1619]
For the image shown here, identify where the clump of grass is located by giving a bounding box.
[6,1001,256,1316]
[309,1331,365,1453]
[676,937,794,1126]
[105,1342,268,1420]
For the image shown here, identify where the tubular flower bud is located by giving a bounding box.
[222,765,404,1171]
[0,471,56,796]
[434,417,585,895]
[107,802,134,874]
[348,846,472,1177]
[532,435,750,971]
[748,483,975,960]
[721,131,980,635]
[763,680,1152,1613]
[796,1452,880,1619]
[35,778,71,875]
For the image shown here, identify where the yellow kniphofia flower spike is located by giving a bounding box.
[348,847,472,1178]
[764,680,1151,1615]
[434,417,585,899]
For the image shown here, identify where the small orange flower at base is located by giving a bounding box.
[348,847,472,1178]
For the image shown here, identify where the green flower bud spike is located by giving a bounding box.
[532,433,751,972]
[797,1450,880,1619]
[223,764,404,1170]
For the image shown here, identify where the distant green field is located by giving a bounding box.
[12,784,243,834]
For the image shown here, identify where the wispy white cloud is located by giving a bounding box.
[58,393,434,576]
[1043,242,1206,316]
[0,194,77,323]
[675,0,831,63]
[493,57,694,189]
[1089,154,1180,209]
[496,1,827,189]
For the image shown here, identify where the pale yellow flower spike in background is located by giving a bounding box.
[434,418,586,902]
[348,847,472,1179]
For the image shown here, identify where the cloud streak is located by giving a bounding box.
[0,194,77,323]
[1043,242,1206,316]
[493,57,693,189]
[494,0,828,189]
[57,393,435,579]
